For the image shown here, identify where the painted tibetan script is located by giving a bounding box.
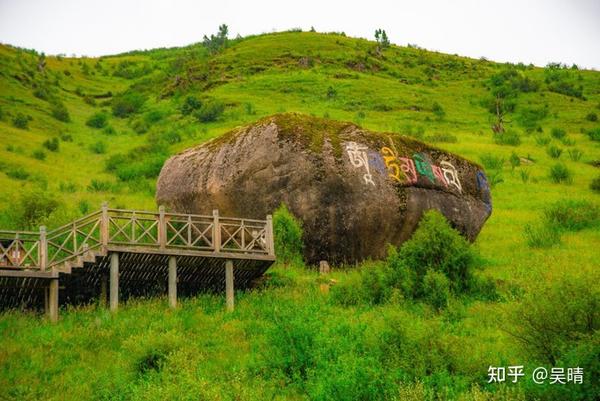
[346,141,375,186]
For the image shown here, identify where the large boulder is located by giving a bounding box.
[156,113,492,264]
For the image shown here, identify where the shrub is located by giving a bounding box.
[524,223,561,248]
[586,127,600,142]
[50,101,70,122]
[543,199,599,231]
[561,136,575,146]
[586,112,598,122]
[90,141,107,154]
[32,150,46,160]
[479,153,504,170]
[87,179,113,192]
[591,175,600,193]
[86,112,108,128]
[13,189,60,229]
[6,166,29,180]
[493,129,521,146]
[395,210,476,296]
[509,152,520,169]
[568,148,583,161]
[181,96,202,115]
[244,102,256,115]
[112,91,146,118]
[432,102,445,119]
[511,274,599,365]
[132,119,149,134]
[551,127,566,140]
[519,169,530,183]
[546,145,562,159]
[422,269,450,310]
[12,113,29,129]
[326,86,337,99]
[549,163,572,184]
[534,135,551,146]
[102,125,116,135]
[42,137,59,152]
[273,203,304,266]
[194,100,225,122]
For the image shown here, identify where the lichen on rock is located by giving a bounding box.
[156,113,492,265]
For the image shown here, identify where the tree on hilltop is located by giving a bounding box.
[203,24,229,53]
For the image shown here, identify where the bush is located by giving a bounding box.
[396,210,476,296]
[591,175,600,193]
[534,135,551,146]
[180,96,202,115]
[12,189,60,229]
[551,127,566,140]
[546,145,562,159]
[568,148,583,161]
[586,112,598,122]
[90,141,107,154]
[194,100,225,122]
[524,223,561,248]
[479,153,504,170]
[493,129,521,146]
[42,137,59,152]
[512,274,599,365]
[422,269,450,309]
[543,199,599,231]
[32,149,46,160]
[586,127,600,142]
[509,152,520,169]
[12,113,29,129]
[50,101,70,122]
[432,102,445,119]
[6,166,29,180]
[112,92,146,118]
[86,112,108,128]
[87,179,113,192]
[273,203,304,266]
[549,163,573,184]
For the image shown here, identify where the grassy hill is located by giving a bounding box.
[0,31,599,400]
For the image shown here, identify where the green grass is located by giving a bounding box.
[1,31,600,400]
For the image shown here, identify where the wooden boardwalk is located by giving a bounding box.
[0,203,275,321]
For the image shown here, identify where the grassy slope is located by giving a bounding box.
[0,31,599,400]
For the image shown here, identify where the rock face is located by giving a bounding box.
[156,113,492,264]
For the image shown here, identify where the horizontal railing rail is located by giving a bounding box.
[0,204,274,271]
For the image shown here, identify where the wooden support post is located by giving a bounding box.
[225,259,234,312]
[48,279,59,322]
[158,206,166,250]
[213,210,221,253]
[39,226,47,270]
[44,287,49,315]
[100,275,107,306]
[168,256,177,309]
[110,253,119,312]
[101,202,109,250]
[266,214,274,256]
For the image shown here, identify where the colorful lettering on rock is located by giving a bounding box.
[345,141,463,192]
[345,142,375,186]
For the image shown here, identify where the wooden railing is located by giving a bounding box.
[0,204,274,271]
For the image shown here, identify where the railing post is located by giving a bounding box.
[266,214,274,257]
[159,206,166,250]
[101,202,109,251]
[213,210,221,253]
[39,226,47,270]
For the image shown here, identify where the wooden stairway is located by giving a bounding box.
[0,203,276,320]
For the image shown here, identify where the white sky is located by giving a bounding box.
[0,0,599,69]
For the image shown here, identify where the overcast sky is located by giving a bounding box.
[1,0,599,69]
